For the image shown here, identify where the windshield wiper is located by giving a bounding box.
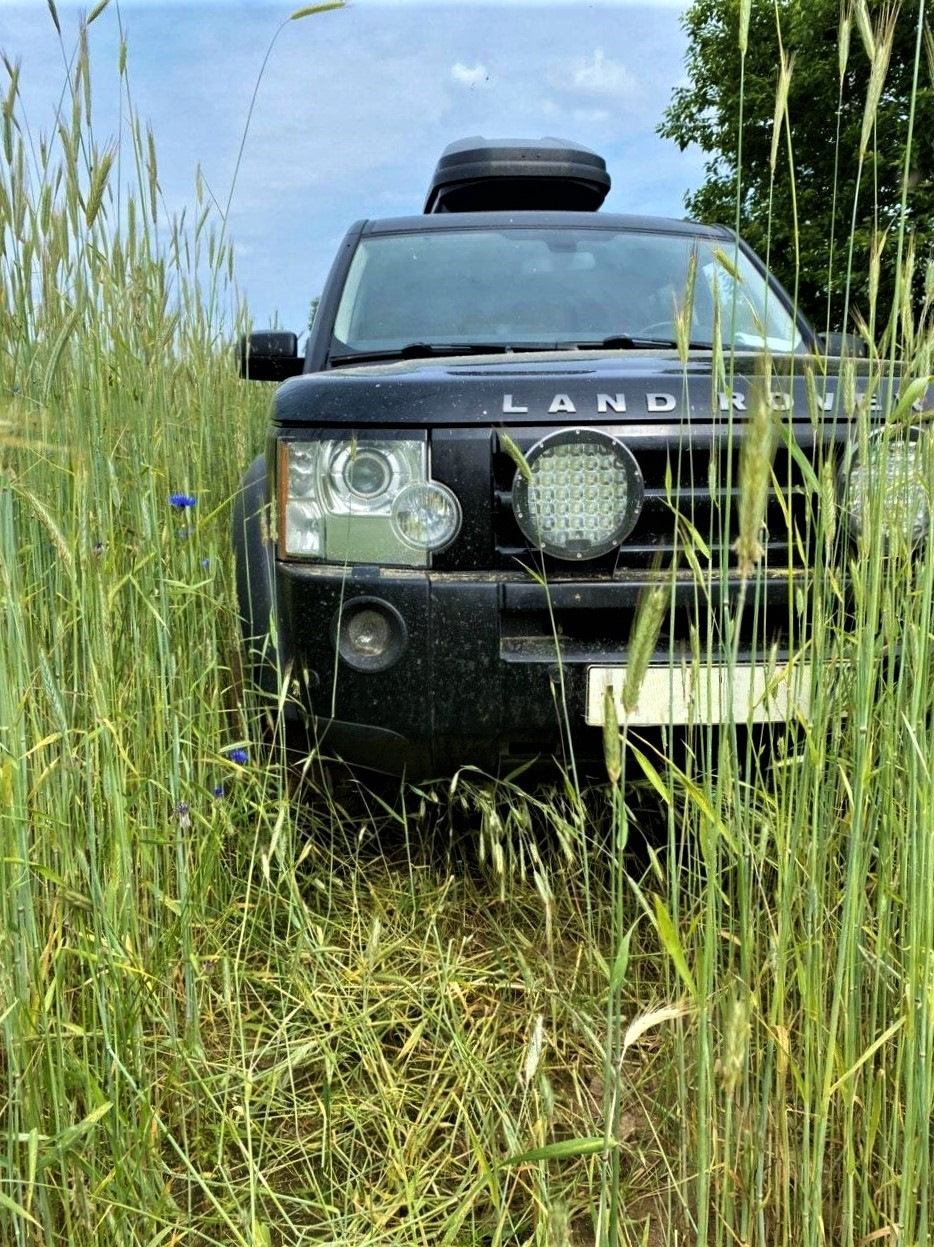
[564,335,709,351]
[328,336,711,366]
[328,342,558,365]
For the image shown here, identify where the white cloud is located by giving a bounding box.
[572,107,612,123]
[557,48,639,101]
[5,1,698,330]
[451,61,490,87]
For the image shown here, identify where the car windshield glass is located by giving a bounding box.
[331,226,806,356]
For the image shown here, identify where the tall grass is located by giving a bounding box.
[2,4,934,1246]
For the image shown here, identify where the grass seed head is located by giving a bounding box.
[820,455,838,561]
[521,1013,546,1085]
[78,24,91,118]
[622,580,668,716]
[712,246,742,283]
[770,50,795,174]
[146,125,158,225]
[868,227,886,322]
[602,685,622,785]
[839,0,853,79]
[855,0,876,59]
[897,241,916,322]
[841,353,858,419]
[84,146,114,229]
[86,0,113,24]
[859,3,898,159]
[715,987,753,1096]
[674,248,698,364]
[290,1,346,18]
[733,373,777,582]
[500,430,532,484]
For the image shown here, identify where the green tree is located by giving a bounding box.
[659,0,934,335]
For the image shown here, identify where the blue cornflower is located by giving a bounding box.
[201,558,211,569]
[212,784,225,799]
[169,493,197,509]
[175,800,191,829]
[227,748,248,766]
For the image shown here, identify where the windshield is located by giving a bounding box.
[331,226,806,357]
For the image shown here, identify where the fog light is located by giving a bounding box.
[347,609,390,658]
[334,599,407,671]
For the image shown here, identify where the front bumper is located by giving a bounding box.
[276,562,808,777]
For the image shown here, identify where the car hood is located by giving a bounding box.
[272,347,897,428]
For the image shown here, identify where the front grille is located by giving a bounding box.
[430,421,839,655]
[489,427,827,577]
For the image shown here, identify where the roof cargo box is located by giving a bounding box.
[424,137,611,213]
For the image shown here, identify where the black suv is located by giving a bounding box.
[234,137,901,778]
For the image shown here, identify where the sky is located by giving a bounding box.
[1,0,704,334]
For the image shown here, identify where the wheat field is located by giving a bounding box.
[2,6,934,1246]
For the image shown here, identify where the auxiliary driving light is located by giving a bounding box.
[841,427,931,549]
[511,428,644,560]
[391,481,461,551]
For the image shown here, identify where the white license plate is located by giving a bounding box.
[586,662,812,727]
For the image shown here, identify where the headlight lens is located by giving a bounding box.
[511,428,644,560]
[333,445,395,504]
[280,437,461,565]
[842,427,931,548]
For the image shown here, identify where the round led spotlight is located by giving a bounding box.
[391,481,461,551]
[333,598,407,672]
[512,428,644,560]
[842,426,931,549]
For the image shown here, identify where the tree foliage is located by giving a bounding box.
[659,0,934,333]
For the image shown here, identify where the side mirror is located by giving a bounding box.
[239,331,303,381]
[815,331,867,358]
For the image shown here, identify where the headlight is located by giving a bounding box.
[511,428,644,560]
[841,427,931,548]
[279,436,461,565]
